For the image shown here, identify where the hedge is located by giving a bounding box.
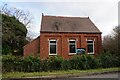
[2,52,119,73]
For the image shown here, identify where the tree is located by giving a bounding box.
[1,3,34,41]
[1,4,33,27]
[113,26,120,56]
[102,26,120,56]
[2,13,28,55]
[1,3,35,55]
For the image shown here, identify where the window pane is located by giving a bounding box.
[70,41,75,43]
[87,45,93,53]
[49,40,56,54]
[69,40,76,53]
[69,45,76,53]
[50,45,56,53]
[50,41,56,43]
[87,41,93,43]
[50,43,56,45]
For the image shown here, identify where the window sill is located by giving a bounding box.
[87,53,94,54]
[49,54,57,56]
[69,53,76,55]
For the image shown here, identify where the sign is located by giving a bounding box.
[76,48,86,55]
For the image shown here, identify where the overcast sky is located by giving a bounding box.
[1,0,119,39]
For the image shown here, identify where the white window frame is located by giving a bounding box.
[49,39,57,55]
[69,39,76,55]
[87,40,94,54]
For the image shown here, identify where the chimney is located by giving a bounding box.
[42,13,44,16]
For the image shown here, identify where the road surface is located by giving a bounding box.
[4,72,119,80]
[75,72,119,78]
[53,72,119,80]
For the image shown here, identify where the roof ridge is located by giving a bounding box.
[43,15,89,19]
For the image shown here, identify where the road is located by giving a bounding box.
[4,72,119,80]
[75,72,119,78]
[52,72,120,80]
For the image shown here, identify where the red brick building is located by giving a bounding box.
[23,15,102,59]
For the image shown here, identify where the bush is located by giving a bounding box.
[80,54,90,70]
[2,45,12,55]
[2,55,23,72]
[2,52,119,73]
[22,56,41,72]
[41,59,49,72]
[96,51,119,68]
[70,55,83,70]
[70,54,104,70]
[48,56,63,71]
[61,60,71,70]
[2,55,41,73]
[113,56,120,67]
[85,54,99,69]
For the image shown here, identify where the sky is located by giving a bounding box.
[1,0,119,39]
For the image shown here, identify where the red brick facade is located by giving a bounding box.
[23,36,40,56]
[40,32,102,59]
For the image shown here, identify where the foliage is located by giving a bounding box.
[61,60,71,70]
[2,14,28,55]
[1,3,33,27]
[69,54,99,70]
[22,56,42,72]
[2,55,41,73]
[69,55,83,70]
[1,3,34,41]
[41,59,49,72]
[102,26,120,68]
[2,53,119,73]
[2,55,23,72]
[103,26,120,57]
[48,56,64,71]
[96,51,120,68]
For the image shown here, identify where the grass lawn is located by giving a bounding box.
[2,67,119,78]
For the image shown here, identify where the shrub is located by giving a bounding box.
[2,55,41,72]
[61,60,71,70]
[2,52,119,73]
[48,56,63,71]
[85,54,99,69]
[2,45,12,55]
[96,52,118,68]
[2,55,23,72]
[22,56,41,72]
[80,54,90,70]
[41,59,49,72]
[2,55,13,72]
[113,56,120,67]
[70,55,83,70]
[70,54,100,70]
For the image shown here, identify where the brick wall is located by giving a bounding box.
[23,36,40,57]
[40,33,102,59]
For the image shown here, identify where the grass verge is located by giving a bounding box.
[2,67,120,78]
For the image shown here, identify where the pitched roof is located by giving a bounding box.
[40,15,101,33]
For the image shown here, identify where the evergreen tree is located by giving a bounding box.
[2,14,28,55]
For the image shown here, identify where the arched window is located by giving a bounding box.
[69,39,76,54]
[87,40,94,54]
[49,39,57,55]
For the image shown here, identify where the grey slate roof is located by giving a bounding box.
[40,15,101,33]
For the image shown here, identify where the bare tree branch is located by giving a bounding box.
[1,3,33,28]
